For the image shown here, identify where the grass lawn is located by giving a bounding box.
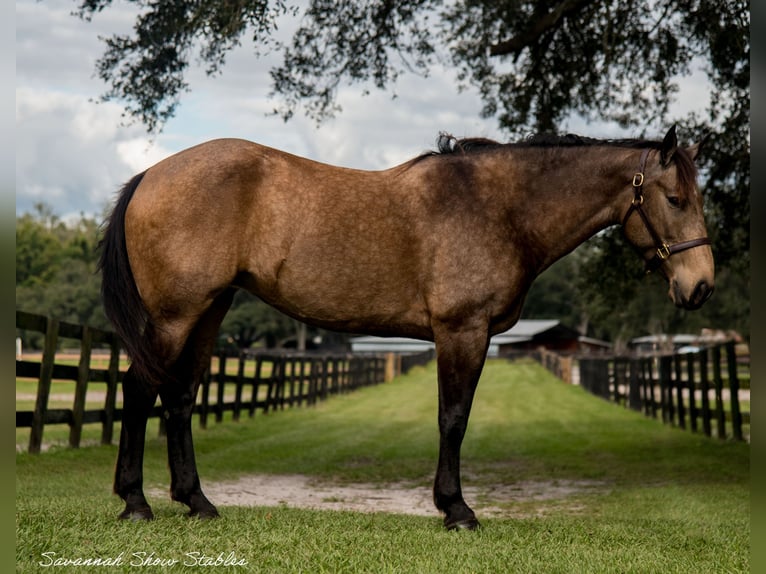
[16,359,749,573]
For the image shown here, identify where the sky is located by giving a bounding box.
[15,0,712,221]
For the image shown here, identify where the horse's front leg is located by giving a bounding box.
[432,323,489,530]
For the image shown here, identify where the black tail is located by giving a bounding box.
[98,171,162,387]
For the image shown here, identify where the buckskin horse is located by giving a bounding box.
[99,125,713,530]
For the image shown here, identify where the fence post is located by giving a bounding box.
[711,346,726,439]
[320,357,329,400]
[298,357,307,405]
[233,352,245,421]
[101,337,120,445]
[648,358,659,419]
[639,359,651,417]
[216,354,227,422]
[599,359,610,400]
[725,342,743,441]
[700,349,712,437]
[627,359,641,411]
[308,358,319,405]
[579,359,590,393]
[250,355,263,417]
[332,358,341,395]
[611,358,621,404]
[687,353,698,434]
[285,357,295,406]
[69,325,93,448]
[29,317,59,454]
[674,355,685,430]
[658,356,672,424]
[273,356,286,411]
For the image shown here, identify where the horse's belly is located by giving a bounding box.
[249,252,432,338]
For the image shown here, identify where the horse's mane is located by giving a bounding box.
[419,132,698,191]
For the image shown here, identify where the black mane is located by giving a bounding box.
[432,131,670,154]
[421,131,698,190]
[435,133,504,154]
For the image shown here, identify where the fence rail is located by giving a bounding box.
[15,311,391,454]
[536,343,750,441]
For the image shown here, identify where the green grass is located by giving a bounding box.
[16,359,749,573]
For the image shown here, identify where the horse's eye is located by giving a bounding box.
[667,196,681,208]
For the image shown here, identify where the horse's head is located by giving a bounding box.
[621,126,714,310]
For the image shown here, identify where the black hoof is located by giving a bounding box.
[118,506,154,521]
[181,491,220,519]
[187,506,220,520]
[444,516,481,531]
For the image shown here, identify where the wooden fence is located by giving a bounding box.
[537,342,750,441]
[15,311,390,454]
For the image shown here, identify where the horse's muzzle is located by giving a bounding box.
[674,279,714,310]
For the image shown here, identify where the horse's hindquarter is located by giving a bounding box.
[124,140,264,316]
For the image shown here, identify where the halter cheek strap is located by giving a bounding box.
[622,148,711,273]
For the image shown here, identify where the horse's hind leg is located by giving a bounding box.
[114,365,158,520]
[432,322,489,530]
[159,288,236,518]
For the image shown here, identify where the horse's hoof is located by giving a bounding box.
[118,506,154,521]
[188,506,220,520]
[444,516,481,531]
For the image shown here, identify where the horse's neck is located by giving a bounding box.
[505,147,636,272]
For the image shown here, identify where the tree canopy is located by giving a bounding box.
[76,1,748,135]
[66,0,749,342]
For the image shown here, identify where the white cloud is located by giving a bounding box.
[15,86,155,217]
[116,139,175,174]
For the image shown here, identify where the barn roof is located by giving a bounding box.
[350,319,586,354]
[490,319,563,344]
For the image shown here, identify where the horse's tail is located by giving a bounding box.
[98,171,162,387]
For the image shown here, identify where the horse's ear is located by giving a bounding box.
[660,125,678,167]
[687,132,711,163]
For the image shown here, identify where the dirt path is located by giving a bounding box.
[150,474,608,519]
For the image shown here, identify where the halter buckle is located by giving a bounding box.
[631,194,644,207]
[632,173,644,187]
[656,243,671,260]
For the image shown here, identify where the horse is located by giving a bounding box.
[98,125,714,530]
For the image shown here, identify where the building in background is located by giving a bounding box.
[351,319,610,356]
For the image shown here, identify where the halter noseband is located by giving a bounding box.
[621,148,711,273]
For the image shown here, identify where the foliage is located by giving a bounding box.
[16,204,106,331]
[521,250,588,332]
[219,290,318,351]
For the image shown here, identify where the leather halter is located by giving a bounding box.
[621,148,711,273]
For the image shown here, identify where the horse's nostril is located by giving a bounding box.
[692,280,713,307]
